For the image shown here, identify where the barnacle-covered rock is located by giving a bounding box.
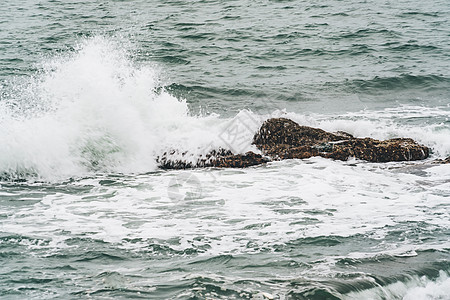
[157,148,268,169]
[253,118,429,162]
[432,156,450,164]
[157,118,430,169]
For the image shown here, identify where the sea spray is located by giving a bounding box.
[1,37,163,179]
[0,37,195,179]
[1,0,449,298]
[0,37,271,180]
[1,37,449,181]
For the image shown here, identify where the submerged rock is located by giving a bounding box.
[253,118,429,162]
[157,117,430,169]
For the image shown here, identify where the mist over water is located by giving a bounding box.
[0,0,449,299]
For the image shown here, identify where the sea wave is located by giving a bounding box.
[0,36,449,181]
[0,37,237,180]
[344,74,450,93]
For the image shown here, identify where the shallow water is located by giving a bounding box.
[0,0,449,299]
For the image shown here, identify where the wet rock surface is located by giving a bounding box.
[254,118,430,163]
[158,118,431,169]
[433,156,450,164]
[157,149,269,169]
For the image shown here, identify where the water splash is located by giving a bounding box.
[1,36,449,181]
[0,37,197,180]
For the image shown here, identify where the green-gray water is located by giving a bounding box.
[1,1,449,299]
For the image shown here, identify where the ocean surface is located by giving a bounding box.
[1,0,450,299]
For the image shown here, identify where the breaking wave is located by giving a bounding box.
[0,36,449,181]
[0,36,254,180]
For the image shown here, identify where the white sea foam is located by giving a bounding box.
[1,36,449,181]
[343,271,450,300]
[0,37,449,280]
[2,156,449,256]
[403,271,450,300]
[1,37,449,263]
[0,37,246,180]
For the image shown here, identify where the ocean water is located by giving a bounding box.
[1,0,449,299]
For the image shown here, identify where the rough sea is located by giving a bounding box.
[1,1,449,299]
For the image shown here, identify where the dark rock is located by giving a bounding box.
[253,118,429,163]
[207,151,270,168]
[157,118,430,169]
[433,156,450,164]
[253,118,343,148]
[157,148,269,169]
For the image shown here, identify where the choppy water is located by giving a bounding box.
[1,0,449,299]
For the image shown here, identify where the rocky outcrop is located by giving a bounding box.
[157,118,430,169]
[157,149,269,169]
[254,118,430,163]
